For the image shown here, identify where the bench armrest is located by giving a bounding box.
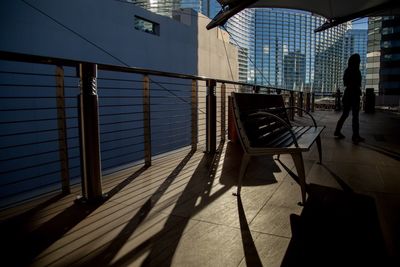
[281,106,317,127]
[247,111,299,147]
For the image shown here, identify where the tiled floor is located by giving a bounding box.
[0,110,399,267]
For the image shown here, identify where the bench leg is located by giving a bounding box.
[316,135,322,164]
[236,154,250,196]
[291,153,307,205]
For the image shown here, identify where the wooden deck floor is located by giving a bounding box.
[1,110,399,267]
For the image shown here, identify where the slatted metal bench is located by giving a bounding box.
[231,92,325,204]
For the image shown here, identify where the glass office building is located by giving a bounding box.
[129,1,352,94]
[366,17,382,94]
[128,0,220,17]
[224,9,255,83]
[252,9,349,94]
[343,29,368,89]
[367,16,400,95]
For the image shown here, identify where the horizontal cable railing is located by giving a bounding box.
[0,62,80,208]
[0,50,313,210]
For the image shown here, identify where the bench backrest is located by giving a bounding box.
[232,92,291,150]
[233,93,285,112]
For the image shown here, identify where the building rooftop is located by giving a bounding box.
[1,110,399,267]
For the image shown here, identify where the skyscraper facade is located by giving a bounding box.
[130,1,354,94]
[128,0,219,17]
[367,16,400,95]
[252,9,349,94]
[343,29,368,89]
[224,9,255,83]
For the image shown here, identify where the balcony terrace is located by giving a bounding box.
[0,52,399,267]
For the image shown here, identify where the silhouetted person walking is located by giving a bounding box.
[334,53,365,143]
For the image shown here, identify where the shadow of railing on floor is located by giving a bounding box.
[80,149,196,267]
[92,141,237,267]
[2,196,104,267]
[0,192,68,223]
[138,141,230,266]
[105,165,150,199]
[0,164,149,267]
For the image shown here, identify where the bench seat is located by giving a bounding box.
[232,92,325,204]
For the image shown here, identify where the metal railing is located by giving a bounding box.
[0,50,314,209]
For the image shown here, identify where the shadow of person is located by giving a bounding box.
[281,183,389,267]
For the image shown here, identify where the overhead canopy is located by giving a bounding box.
[207,0,400,32]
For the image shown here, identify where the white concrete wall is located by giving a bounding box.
[196,12,238,81]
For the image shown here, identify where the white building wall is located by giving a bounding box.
[196,12,238,81]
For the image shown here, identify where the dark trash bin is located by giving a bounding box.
[364,88,375,113]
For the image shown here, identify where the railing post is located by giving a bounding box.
[289,91,295,120]
[206,79,216,154]
[191,79,198,151]
[143,75,152,166]
[78,63,103,201]
[56,66,70,194]
[334,89,342,111]
[311,92,315,112]
[253,85,260,93]
[305,92,311,112]
[298,92,303,117]
[221,83,226,141]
